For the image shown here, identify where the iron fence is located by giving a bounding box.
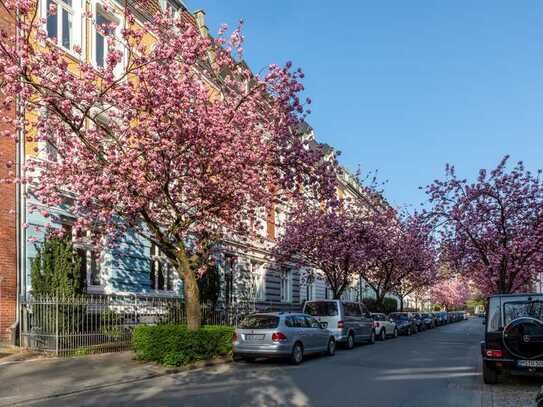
[20,294,254,356]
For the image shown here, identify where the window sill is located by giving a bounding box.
[45,38,83,62]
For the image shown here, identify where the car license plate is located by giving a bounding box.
[517,360,543,368]
[245,334,265,341]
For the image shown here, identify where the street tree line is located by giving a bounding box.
[274,196,439,312]
[2,1,543,329]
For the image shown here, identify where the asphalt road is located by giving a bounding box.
[26,318,510,407]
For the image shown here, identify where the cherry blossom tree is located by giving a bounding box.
[274,201,366,299]
[430,277,471,311]
[361,210,437,311]
[391,215,438,311]
[424,156,543,297]
[0,2,336,329]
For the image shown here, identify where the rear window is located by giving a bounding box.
[487,297,501,332]
[239,315,279,329]
[304,301,338,317]
[344,302,362,317]
[504,301,543,325]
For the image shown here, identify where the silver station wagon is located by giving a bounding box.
[232,312,336,365]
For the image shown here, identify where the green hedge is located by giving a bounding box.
[132,325,234,366]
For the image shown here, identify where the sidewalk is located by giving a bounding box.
[0,351,168,406]
[0,343,43,364]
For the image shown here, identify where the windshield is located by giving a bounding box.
[503,301,543,325]
[304,301,339,317]
[239,315,279,329]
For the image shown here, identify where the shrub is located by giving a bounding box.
[132,325,234,366]
[31,235,85,297]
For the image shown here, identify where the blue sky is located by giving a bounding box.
[192,1,543,209]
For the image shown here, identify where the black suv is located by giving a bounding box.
[481,293,543,384]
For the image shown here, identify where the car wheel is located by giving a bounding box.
[327,338,336,356]
[346,332,355,350]
[290,342,304,365]
[482,362,498,385]
[368,330,376,345]
[380,329,386,341]
[393,328,398,338]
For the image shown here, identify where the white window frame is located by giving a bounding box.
[66,226,103,288]
[252,261,266,301]
[92,2,126,75]
[305,280,315,301]
[280,268,292,303]
[42,0,83,57]
[150,243,175,292]
[223,255,237,306]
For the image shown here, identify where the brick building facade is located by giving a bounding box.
[0,6,17,341]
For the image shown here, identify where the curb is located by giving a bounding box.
[163,356,233,374]
[2,357,233,406]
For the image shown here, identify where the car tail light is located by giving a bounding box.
[272,332,288,342]
[486,349,503,358]
[337,320,345,329]
[373,321,380,328]
[232,332,238,342]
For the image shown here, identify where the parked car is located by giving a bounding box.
[303,300,375,349]
[420,313,436,329]
[371,313,398,340]
[233,312,336,365]
[434,311,448,325]
[413,313,427,332]
[481,293,543,384]
[389,312,417,336]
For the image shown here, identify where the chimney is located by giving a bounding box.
[193,9,209,37]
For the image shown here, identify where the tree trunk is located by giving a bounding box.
[178,250,201,331]
[183,268,201,330]
[375,290,387,312]
[333,285,347,300]
[399,297,404,312]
